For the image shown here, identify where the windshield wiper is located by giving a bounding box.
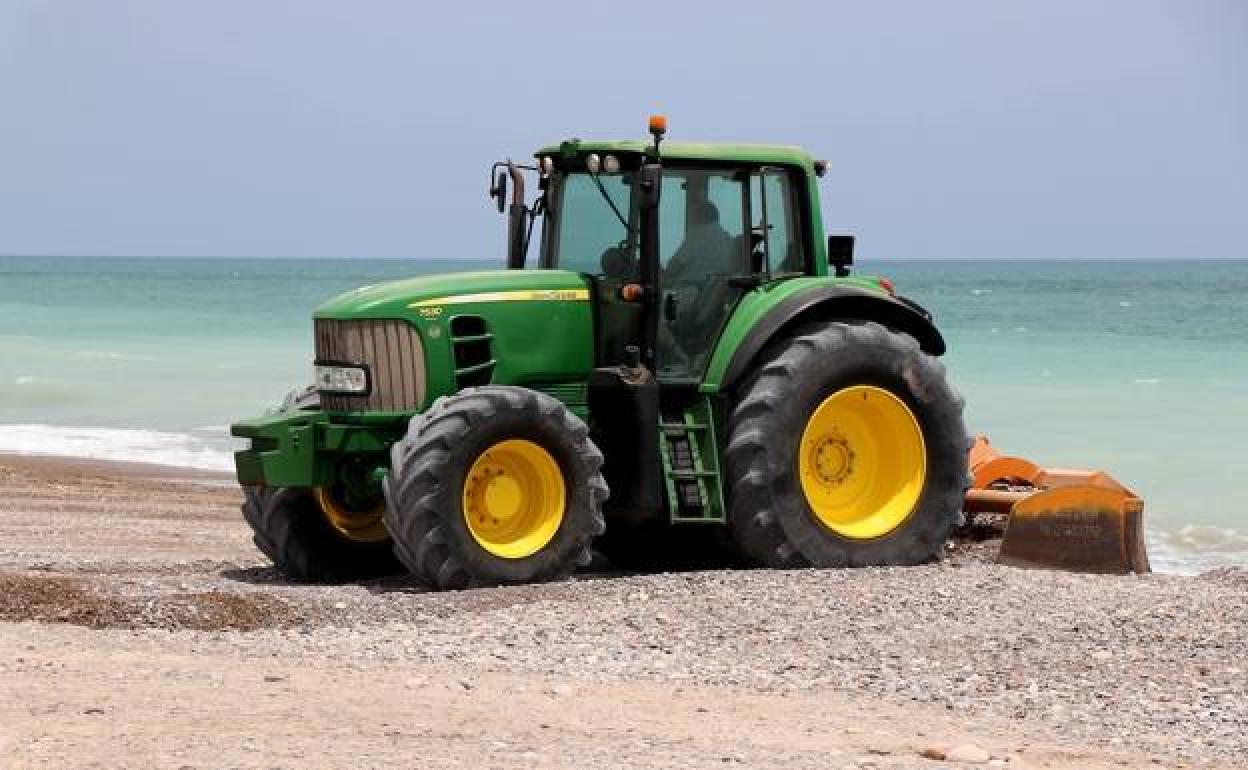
[588,171,632,235]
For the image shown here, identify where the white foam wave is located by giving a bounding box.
[0,424,237,472]
[75,350,156,361]
[1148,525,1248,576]
[1166,524,1248,553]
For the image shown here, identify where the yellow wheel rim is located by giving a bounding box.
[462,439,566,559]
[798,385,926,540]
[314,486,389,544]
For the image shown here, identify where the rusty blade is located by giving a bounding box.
[997,485,1150,574]
[965,434,1150,575]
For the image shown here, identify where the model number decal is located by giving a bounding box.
[408,289,591,309]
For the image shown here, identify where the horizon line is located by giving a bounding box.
[2,254,1246,262]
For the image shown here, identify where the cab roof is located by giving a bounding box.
[534,139,816,170]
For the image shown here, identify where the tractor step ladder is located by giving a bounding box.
[658,397,726,523]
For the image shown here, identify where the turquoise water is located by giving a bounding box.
[2,256,1245,572]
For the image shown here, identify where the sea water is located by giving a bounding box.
[1,255,1244,573]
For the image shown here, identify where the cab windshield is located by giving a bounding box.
[541,171,637,276]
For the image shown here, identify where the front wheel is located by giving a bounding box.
[241,386,403,582]
[383,386,608,590]
[242,485,403,582]
[726,320,968,568]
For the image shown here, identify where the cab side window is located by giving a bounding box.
[656,168,749,379]
[749,170,804,274]
[660,170,747,273]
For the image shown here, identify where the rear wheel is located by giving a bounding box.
[726,321,968,568]
[384,386,608,590]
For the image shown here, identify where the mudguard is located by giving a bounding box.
[706,282,946,392]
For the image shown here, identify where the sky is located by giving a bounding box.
[0,0,1244,260]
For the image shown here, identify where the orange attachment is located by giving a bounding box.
[965,435,1150,574]
[648,114,668,135]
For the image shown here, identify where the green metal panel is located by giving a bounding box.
[529,381,589,421]
[231,410,334,487]
[474,297,593,391]
[231,409,404,488]
[805,169,829,275]
[315,269,596,410]
[314,269,589,319]
[700,276,894,393]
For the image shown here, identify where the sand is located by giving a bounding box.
[0,454,1244,769]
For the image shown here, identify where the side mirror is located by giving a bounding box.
[490,171,508,213]
[828,234,854,277]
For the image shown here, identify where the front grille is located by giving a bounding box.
[314,319,426,412]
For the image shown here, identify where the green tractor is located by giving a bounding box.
[231,117,968,589]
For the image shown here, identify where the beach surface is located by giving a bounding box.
[1,454,1244,769]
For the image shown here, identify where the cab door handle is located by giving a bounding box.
[663,291,679,321]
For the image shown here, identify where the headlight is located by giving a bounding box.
[314,364,369,394]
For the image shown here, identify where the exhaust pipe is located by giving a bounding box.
[505,162,527,269]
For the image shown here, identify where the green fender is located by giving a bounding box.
[700,277,945,394]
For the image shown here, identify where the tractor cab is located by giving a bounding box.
[490,118,844,384]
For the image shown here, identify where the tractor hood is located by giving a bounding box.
[314,269,591,320]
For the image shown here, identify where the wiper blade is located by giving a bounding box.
[589,171,631,234]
